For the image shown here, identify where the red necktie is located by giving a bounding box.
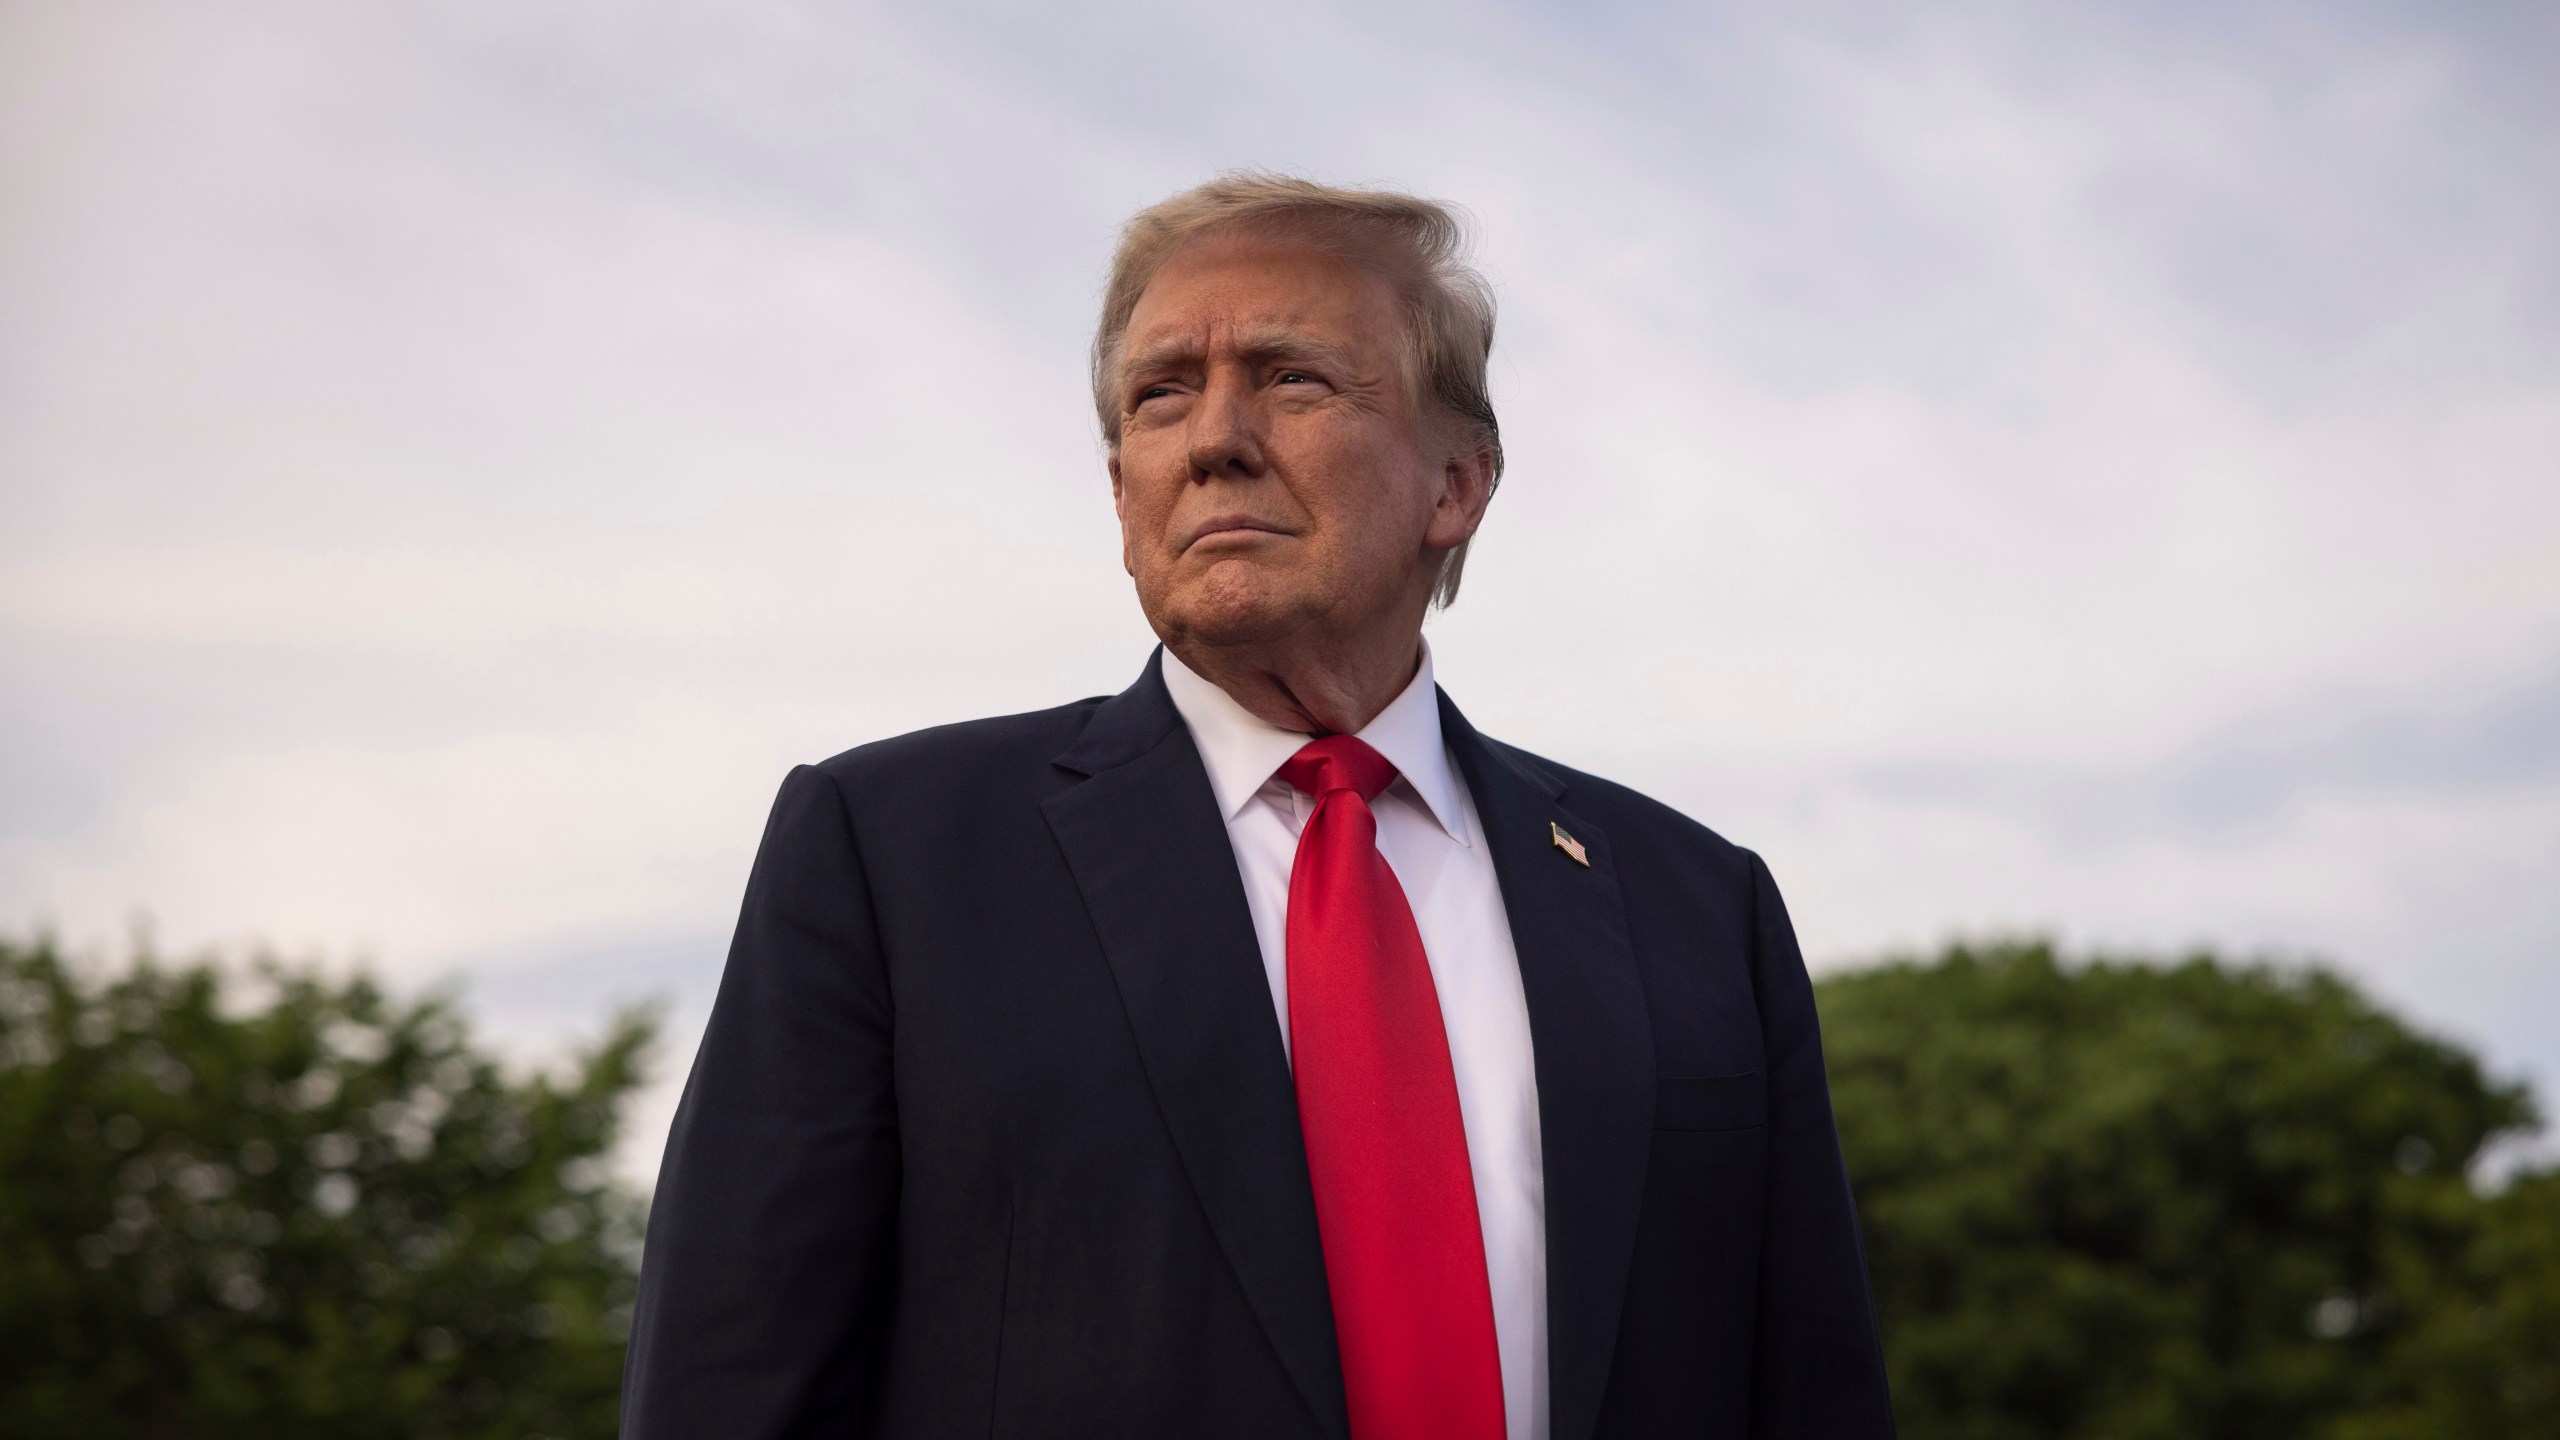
[1279,735,1506,1440]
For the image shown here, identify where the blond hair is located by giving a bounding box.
[1092,173,1503,607]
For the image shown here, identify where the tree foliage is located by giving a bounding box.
[1819,941,2557,1440]
[0,935,652,1440]
[8,929,2554,1437]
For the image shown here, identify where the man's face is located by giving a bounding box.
[1109,229,1486,653]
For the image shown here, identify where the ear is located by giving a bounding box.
[1422,434,1497,554]
[1109,452,1136,577]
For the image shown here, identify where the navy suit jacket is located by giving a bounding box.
[623,653,1894,1439]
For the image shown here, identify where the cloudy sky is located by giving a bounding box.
[6,0,2556,1177]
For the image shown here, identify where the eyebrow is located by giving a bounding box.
[1116,323,1365,388]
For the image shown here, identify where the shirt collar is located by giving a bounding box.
[1159,642,1471,847]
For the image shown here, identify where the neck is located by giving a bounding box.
[1168,620,1426,736]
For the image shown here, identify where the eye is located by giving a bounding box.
[1275,371,1311,385]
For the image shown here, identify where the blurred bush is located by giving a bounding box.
[1821,940,2560,1440]
[0,935,651,1440]
[7,931,2554,1437]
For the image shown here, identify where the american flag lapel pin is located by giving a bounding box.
[1550,821,1590,867]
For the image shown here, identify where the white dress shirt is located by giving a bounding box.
[1161,644,1549,1440]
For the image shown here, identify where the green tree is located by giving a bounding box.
[0,935,653,1439]
[1819,940,2552,1440]
[2346,1166,2560,1438]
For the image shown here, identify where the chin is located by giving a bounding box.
[1151,568,1310,649]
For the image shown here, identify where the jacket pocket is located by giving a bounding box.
[1654,1071,1766,1132]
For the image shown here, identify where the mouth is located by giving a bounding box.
[1183,515,1291,552]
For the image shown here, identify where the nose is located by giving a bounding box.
[1185,365,1268,482]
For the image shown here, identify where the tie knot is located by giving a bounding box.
[1277,734,1398,804]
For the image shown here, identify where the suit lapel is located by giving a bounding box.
[1042,654,1350,1440]
[1442,694,1655,1440]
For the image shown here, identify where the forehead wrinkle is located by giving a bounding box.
[1116,331,1198,381]
[1226,322,1364,372]
[1116,318,1372,388]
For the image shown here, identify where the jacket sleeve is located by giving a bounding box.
[623,764,900,1437]
[1744,851,1897,1438]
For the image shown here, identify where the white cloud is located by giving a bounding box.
[5,0,2555,1178]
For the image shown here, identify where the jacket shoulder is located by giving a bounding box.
[807,695,1109,794]
[1483,737,1758,872]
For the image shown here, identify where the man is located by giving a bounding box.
[623,175,1895,1440]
